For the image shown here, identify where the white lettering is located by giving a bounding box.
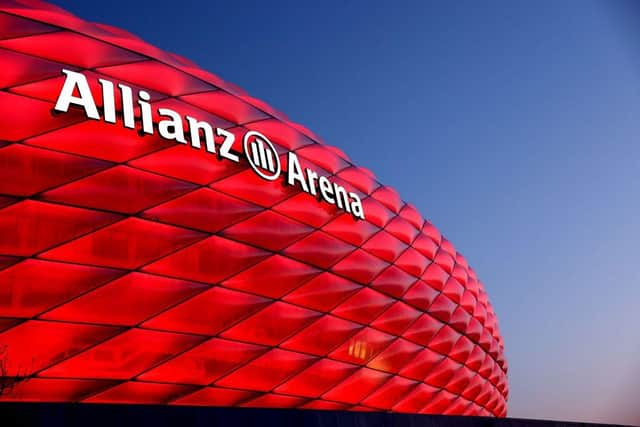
[287,152,309,192]
[53,71,366,219]
[187,116,215,152]
[350,193,364,219]
[158,108,186,143]
[318,176,334,203]
[217,128,239,162]
[98,78,116,124]
[138,90,153,134]
[54,69,99,119]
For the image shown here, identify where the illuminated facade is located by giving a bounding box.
[0,0,508,417]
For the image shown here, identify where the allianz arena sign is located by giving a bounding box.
[54,69,366,220]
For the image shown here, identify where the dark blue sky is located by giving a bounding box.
[53,1,640,424]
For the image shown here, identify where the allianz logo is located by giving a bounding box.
[53,69,365,220]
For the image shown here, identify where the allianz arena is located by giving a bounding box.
[0,0,508,418]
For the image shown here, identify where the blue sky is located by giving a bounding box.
[53,1,640,424]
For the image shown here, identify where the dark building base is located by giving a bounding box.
[0,403,627,427]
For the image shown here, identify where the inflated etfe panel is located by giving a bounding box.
[0,0,507,416]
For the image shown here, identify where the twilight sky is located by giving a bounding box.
[52,1,640,424]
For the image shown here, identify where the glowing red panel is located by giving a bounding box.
[321,212,380,246]
[302,400,349,411]
[371,186,402,213]
[0,320,120,375]
[0,12,57,40]
[446,366,474,394]
[361,230,408,263]
[398,203,423,230]
[222,255,320,299]
[84,382,196,404]
[282,272,360,312]
[140,338,267,385]
[0,259,123,318]
[25,119,171,162]
[130,144,246,185]
[0,144,111,196]
[215,349,317,392]
[428,325,462,355]
[223,210,313,252]
[142,286,271,335]
[281,315,362,356]
[97,60,215,96]
[272,192,341,228]
[422,263,449,291]
[393,383,439,413]
[371,302,422,336]
[403,314,445,347]
[442,277,465,304]
[295,144,350,174]
[450,307,472,333]
[395,247,430,278]
[148,97,233,130]
[0,31,144,68]
[425,357,462,389]
[336,167,379,195]
[0,49,70,89]
[0,200,120,256]
[0,195,16,208]
[245,119,314,150]
[434,250,455,274]
[0,378,116,403]
[331,250,389,285]
[429,294,458,324]
[212,168,299,207]
[275,358,358,398]
[283,230,356,269]
[0,91,85,142]
[0,255,19,270]
[362,376,418,409]
[221,302,322,346]
[452,264,469,287]
[329,327,395,365]
[385,216,420,245]
[321,367,391,405]
[422,221,442,245]
[241,393,307,409]
[142,235,269,284]
[41,328,205,379]
[42,165,196,214]
[0,318,21,333]
[143,188,263,233]
[41,217,205,269]
[332,288,394,325]
[399,348,446,381]
[179,91,268,125]
[41,272,208,326]
[361,198,395,228]
[369,266,418,298]
[412,233,439,260]
[367,338,423,373]
[173,387,259,407]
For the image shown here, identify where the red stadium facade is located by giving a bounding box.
[0,0,508,417]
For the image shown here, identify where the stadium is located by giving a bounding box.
[0,0,509,422]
